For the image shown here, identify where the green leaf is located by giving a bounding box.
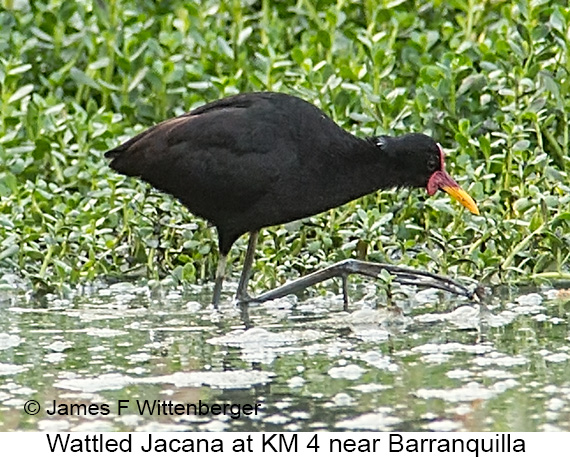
[70,67,101,90]
[8,84,34,103]
[512,140,530,152]
[8,64,33,75]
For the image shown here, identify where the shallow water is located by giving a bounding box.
[0,275,569,432]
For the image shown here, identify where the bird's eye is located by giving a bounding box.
[427,156,439,171]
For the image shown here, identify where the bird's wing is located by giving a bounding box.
[105,95,296,215]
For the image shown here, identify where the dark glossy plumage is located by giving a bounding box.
[106,92,478,305]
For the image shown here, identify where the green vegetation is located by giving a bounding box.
[1,0,569,295]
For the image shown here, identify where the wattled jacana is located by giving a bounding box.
[105,92,479,306]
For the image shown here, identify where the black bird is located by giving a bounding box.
[105,92,479,306]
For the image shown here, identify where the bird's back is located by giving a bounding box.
[105,92,368,251]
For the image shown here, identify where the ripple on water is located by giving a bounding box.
[54,369,274,393]
[336,409,401,431]
[38,419,71,432]
[328,364,366,380]
[425,419,462,432]
[415,379,518,402]
[414,305,481,329]
[2,281,570,432]
[0,333,22,350]
[411,342,493,356]
[207,327,327,364]
[473,352,528,367]
[0,363,26,376]
[207,327,324,347]
[358,351,398,372]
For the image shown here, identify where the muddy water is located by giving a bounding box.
[0,275,569,432]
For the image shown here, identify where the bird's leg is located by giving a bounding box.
[341,274,349,311]
[250,259,477,305]
[212,254,228,307]
[235,231,259,302]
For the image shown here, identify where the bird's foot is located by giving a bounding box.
[243,259,480,308]
[233,291,253,307]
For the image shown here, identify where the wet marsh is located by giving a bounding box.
[1,278,569,432]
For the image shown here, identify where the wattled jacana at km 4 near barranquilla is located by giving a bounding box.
[105,92,480,307]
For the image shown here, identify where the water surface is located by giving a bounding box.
[0,275,569,432]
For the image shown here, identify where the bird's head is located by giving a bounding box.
[375,133,479,215]
[425,142,479,215]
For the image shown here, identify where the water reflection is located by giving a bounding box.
[0,276,569,431]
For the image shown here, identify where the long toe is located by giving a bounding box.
[234,291,253,306]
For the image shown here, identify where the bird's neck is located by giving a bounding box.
[335,136,415,196]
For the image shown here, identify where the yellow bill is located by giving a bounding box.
[441,184,480,215]
[427,169,480,215]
